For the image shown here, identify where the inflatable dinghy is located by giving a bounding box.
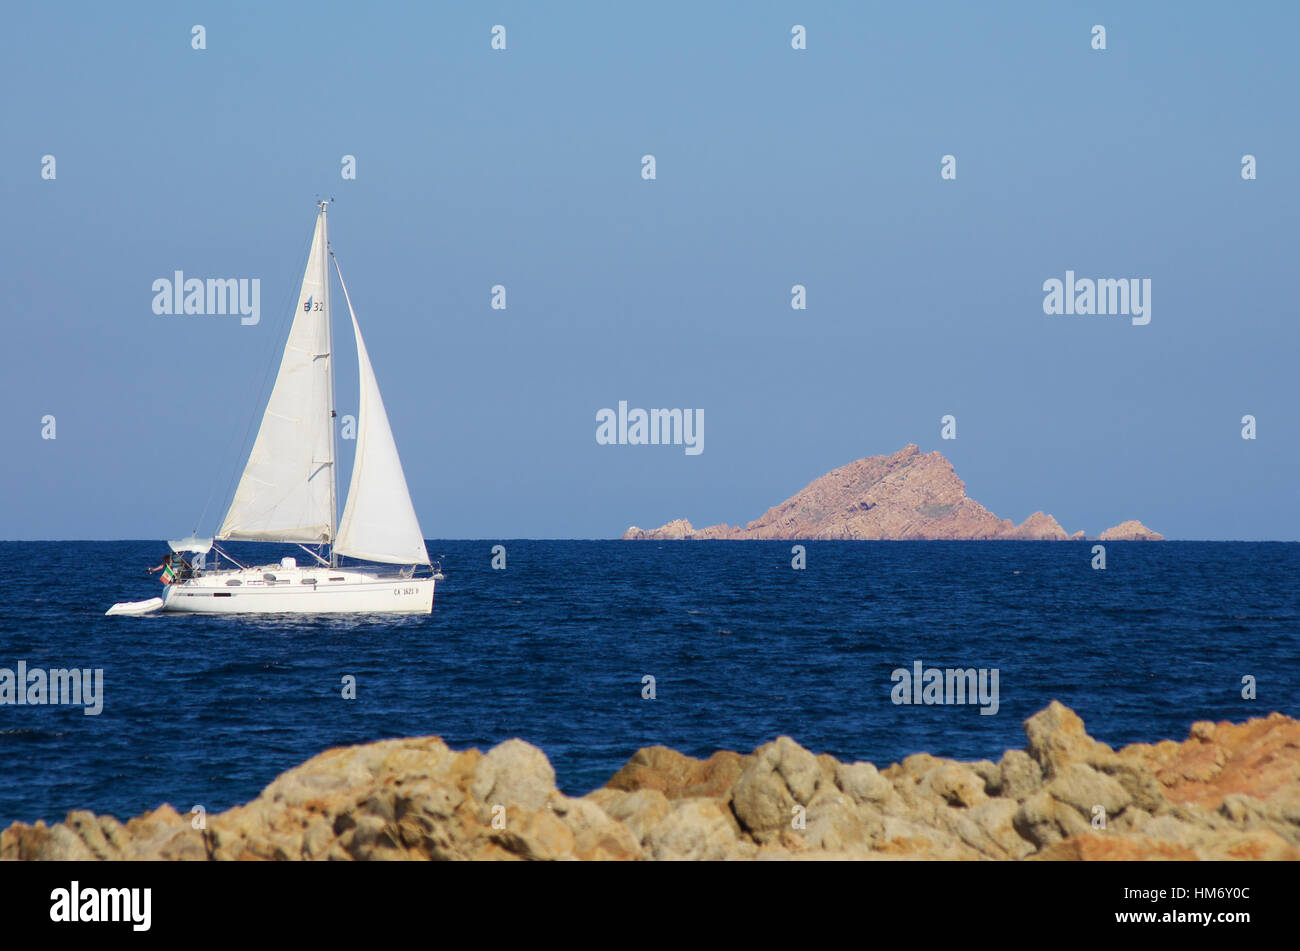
[105,597,165,616]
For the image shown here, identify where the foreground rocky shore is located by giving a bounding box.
[4,703,1296,861]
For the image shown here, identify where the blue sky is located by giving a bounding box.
[2,1,1297,540]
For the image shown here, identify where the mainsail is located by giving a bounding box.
[218,210,335,543]
[332,259,431,565]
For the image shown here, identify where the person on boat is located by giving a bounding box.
[147,554,179,585]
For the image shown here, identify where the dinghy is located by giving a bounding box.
[105,597,165,616]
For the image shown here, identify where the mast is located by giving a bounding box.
[320,200,340,567]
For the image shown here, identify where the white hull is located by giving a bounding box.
[159,565,434,615]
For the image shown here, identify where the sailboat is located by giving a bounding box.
[109,202,437,615]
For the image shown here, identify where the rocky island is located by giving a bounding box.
[3,704,1295,861]
[624,444,1164,541]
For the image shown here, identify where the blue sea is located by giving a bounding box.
[0,540,1296,826]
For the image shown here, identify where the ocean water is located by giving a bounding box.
[0,539,1296,826]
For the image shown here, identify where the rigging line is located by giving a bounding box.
[330,251,358,324]
[192,211,318,537]
[329,249,358,495]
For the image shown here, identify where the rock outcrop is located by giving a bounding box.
[623,444,1161,541]
[1098,520,1165,541]
[5,703,1294,861]
[1002,511,1069,541]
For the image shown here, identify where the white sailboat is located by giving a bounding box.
[109,202,437,616]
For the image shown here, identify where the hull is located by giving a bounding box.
[160,565,434,615]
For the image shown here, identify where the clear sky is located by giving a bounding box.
[2,2,1297,540]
